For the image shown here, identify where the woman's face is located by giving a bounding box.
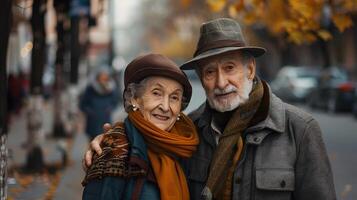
[132,76,184,131]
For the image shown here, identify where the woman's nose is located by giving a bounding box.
[159,97,170,112]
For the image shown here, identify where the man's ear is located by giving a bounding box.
[247,59,256,80]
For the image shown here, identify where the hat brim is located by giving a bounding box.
[180,46,266,70]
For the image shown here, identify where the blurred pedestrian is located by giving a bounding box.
[81,53,198,200]
[79,67,119,140]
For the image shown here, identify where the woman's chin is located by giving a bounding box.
[151,121,174,132]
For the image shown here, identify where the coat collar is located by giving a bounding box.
[195,81,286,135]
[245,81,285,134]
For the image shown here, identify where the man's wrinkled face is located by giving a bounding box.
[197,51,255,112]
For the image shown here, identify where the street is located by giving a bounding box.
[310,109,357,200]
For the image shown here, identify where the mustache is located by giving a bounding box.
[213,85,238,95]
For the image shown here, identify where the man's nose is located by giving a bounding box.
[216,70,228,89]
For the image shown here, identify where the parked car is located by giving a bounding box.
[307,66,355,113]
[270,66,319,102]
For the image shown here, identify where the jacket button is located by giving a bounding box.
[280,180,286,188]
[235,177,242,184]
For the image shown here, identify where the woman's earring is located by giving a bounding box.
[132,104,138,111]
[177,114,181,121]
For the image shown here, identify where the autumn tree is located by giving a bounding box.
[180,0,357,68]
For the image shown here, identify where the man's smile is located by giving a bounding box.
[215,91,236,99]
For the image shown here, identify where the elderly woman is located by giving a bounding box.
[82,53,199,200]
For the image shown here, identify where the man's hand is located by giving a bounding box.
[82,123,112,171]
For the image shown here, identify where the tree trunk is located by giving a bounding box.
[26,0,47,173]
[353,15,357,79]
[70,16,80,85]
[0,0,12,198]
[318,38,331,68]
[52,7,67,138]
[30,0,47,95]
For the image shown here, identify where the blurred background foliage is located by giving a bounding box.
[142,0,357,80]
[181,0,357,44]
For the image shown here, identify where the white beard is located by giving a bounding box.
[207,77,253,112]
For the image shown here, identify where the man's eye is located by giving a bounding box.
[225,65,235,71]
[204,70,215,76]
[227,65,234,70]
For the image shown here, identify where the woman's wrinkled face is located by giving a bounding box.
[132,76,183,131]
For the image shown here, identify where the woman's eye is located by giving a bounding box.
[152,90,161,96]
[171,96,179,101]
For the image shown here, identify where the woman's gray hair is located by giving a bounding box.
[123,77,189,112]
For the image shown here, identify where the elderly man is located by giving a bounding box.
[84,18,336,200]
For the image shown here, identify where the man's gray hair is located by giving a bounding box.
[241,51,254,65]
[123,77,188,112]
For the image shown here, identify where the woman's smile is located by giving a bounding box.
[152,113,170,121]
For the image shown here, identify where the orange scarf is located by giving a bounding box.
[128,111,199,200]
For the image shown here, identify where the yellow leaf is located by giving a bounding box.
[234,0,245,11]
[282,20,299,32]
[228,5,238,17]
[300,19,320,31]
[332,14,353,32]
[287,31,305,44]
[341,0,357,11]
[206,0,227,12]
[317,29,332,41]
[180,0,192,8]
[304,33,317,43]
[289,0,314,18]
[243,12,258,25]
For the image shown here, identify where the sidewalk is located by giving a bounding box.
[52,130,86,200]
[6,99,126,200]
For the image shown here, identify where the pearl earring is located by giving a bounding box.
[132,104,138,111]
[177,114,181,121]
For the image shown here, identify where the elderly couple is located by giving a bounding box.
[81,18,336,200]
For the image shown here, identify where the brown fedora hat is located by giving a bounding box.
[124,53,192,109]
[180,18,266,70]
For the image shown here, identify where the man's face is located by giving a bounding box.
[197,51,255,112]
